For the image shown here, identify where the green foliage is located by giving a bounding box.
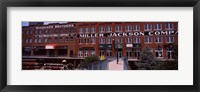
[82,55,100,66]
[155,61,178,70]
[133,44,178,70]
[135,46,158,70]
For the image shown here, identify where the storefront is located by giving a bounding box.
[99,44,112,57]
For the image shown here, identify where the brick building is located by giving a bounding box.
[22,22,178,63]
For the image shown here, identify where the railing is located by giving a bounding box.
[121,57,130,70]
[79,58,109,70]
[79,57,131,70]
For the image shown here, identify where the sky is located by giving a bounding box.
[22,22,68,26]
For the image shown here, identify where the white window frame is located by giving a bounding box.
[38,38,42,43]
[91,50,95,56]
[44,38,48,43]
[126,37,132,43]
[34,38,37,43]
[155,36,162,43]
[125,25,132,31]
[85,27,89,33]
[106,38,111,44]
[115,25,122,32]
[91,38,95,44]
[134,37,140,43]
[84,50,89,57]
[145,36,152,43]
[154,24,162,30]
[106,26,112,32]
[166,23,174,30]
[79,28,83,33]
[106,50,112,57]
[78,50,83,57]
[91,27,95,33]
[99,38,105,44]
[133,25,140,31]
[25,38,29,43]
[99,26,105,33]
[144,24,152,31]
[155,49,163,58]
[166,36,174,43]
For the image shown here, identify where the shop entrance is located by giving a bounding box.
[49,49,54,57]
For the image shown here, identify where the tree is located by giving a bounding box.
[134,46,158,70]
[82,55,100,66]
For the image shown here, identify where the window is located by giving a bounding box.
[79,39,83,44]
[59,37,62,42]
[145,36,152,43]
[144,24,152,31]
[29,30,32,34]
[91,38,96,44]
[55,30,59,34]
[78,50,83,57]
[49,30,52,34]
[155,36,162,43]
[26,30,29,35]
[85,28,89,33]
[38,38,42,43]
[84,50,89,57]
[45,30,48,34]
[126,49,132,58]
[99,50,105,56]
[91,27,95,33]
[48,38,52,43]
[167,49,174,59]
[99,26,105,33]
[166,36,174,43]
[134,49,140,59]
[55,37,58,42]
[99,38,105,44]
[91,50,95,56]
[35,30,38,34]
[166,23,174,29]
[66,37,69,42]
[106,26,112,32]
[133,25,140,31]
[125,25,132,31]
[29,38,32,43]
[70,37,73,42]
[155,49,163,58]
[106,50,112,57]
[39,30,42,34]
[34,38,37,43]
[115,38,122,44]
[44,38,48,43]
[154,24,162,30]
[115,25,122,32]
[106,38,111,44]
[79,28,83,33]
[126,37,132,43]
[25,38,29,43]
[85,39,89,44]
[134,37,140,43]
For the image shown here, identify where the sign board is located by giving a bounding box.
[126,44,133,47]
[45,44,56,49]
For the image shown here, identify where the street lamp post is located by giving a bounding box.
[116,40,119,64]
[112,39,119,64]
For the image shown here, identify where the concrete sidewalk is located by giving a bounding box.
[107,59,124,70]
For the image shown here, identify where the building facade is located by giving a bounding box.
[22,22,178,62]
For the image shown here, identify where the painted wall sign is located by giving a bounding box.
[35,24,75,29]
[34,30,178,38]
